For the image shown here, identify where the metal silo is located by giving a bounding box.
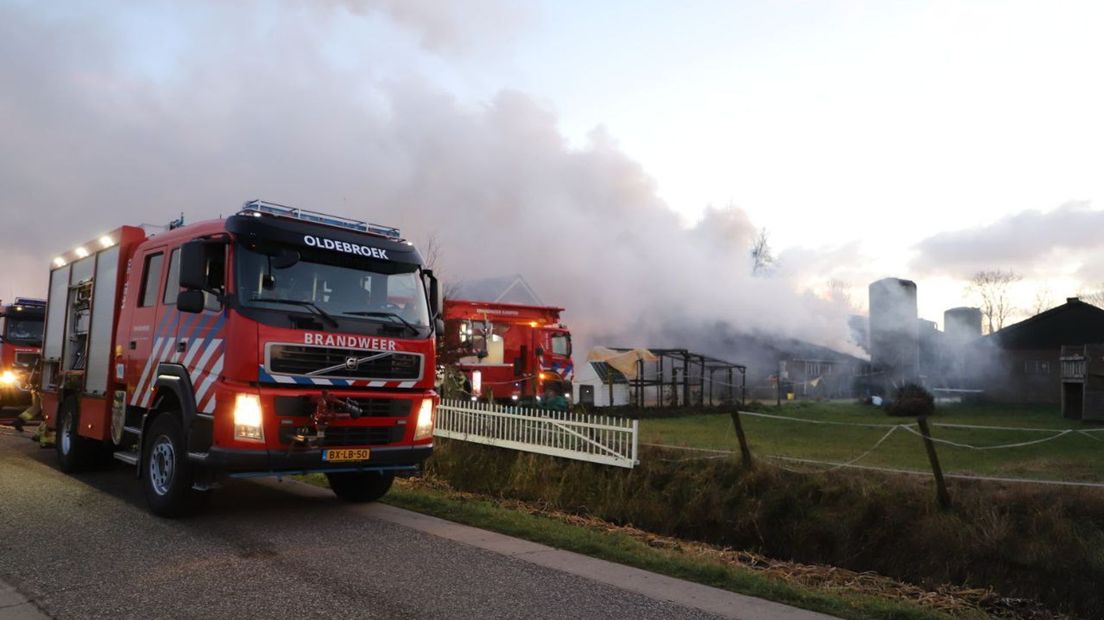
[943,307,983,346]
[868,278,919,389]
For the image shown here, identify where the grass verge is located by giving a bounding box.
[300,474,1013,620]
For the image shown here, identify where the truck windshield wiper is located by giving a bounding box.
[343,311,420,336]
[250,296,339,328]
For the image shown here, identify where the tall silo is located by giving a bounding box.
[868,278,919,389]
[944,307,983,345]
[943,306,983,386]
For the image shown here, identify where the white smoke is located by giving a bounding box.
[0,2,859,362]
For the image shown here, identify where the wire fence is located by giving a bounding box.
[643,409,1104,492]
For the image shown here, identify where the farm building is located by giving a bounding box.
[574,359,632,407]
[449,274,543,305]
[1059,344,1104,421]
[965,298,1104,405]
[574,347,747,408]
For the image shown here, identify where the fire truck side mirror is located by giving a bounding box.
[179,240,209,290]
[177,289,205,314]
[423,269,442,318]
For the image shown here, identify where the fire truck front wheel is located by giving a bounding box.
[325,471,394,503]
[56,396,93,473]
[142,413,198,517]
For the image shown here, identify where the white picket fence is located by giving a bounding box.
[434,399,640,469]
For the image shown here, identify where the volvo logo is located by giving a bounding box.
[345,356,359,370]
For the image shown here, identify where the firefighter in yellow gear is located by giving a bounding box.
[10,367,52,447]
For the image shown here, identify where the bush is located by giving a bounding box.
[886,383,935,418]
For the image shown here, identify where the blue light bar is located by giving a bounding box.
[240,199,402,239]
[12,298,46,307]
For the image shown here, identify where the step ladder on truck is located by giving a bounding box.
[39,200,444,516]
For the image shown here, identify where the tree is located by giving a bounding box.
[750,227,774,276]
[1031,286,1054,316]
[826,278,856,311]
[967,270,1022,334]
[1077,284,1104,309]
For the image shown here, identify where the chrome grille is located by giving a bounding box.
[14,352,38,369]
[267,344,421,380]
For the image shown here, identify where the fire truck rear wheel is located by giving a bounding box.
[142,413,198,517]
[325,471,394,503]
[56,396,93,473]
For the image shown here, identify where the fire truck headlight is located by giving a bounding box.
[413,399,435,441]
[233,393,264,442]
[0,370,16,385]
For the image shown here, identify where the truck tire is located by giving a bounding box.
[326,471,394,503]
[142,413,198,517]
[56,396,93,473]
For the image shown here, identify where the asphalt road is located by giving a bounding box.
[0,424,829,620]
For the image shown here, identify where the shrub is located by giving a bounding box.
[886,383,935,418]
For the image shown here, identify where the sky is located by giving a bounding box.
[2,0,1103,355]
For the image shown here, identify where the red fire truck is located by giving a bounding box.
[0,298,46,409]
[443,299,572,403]
[40,200,442,516]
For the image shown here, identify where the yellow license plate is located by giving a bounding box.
[323,448,371,462]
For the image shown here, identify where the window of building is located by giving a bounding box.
[139,253,164,308]
[1024,360,1052,375]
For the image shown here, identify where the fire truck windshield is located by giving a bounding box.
[550,333,571,356]
[236,243,430,333]
[3,318,44,345]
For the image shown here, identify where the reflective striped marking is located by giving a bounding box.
[194,356,223,407]
[190,339,223,377]
[131,337,166,405]
[398,381,416,389]
[139,339,178,408]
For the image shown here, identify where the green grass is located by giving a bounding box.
[641,402,1104,481]
[299,474,973,620]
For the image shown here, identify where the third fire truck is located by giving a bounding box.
[40,200,441,516]
[443,299,573,403]
[0,298,45,408]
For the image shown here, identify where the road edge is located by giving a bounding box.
[0,577,49,619]
[276,479,837,620]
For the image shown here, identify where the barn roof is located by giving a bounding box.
[449,274,543,305]
[988,298,1104,349]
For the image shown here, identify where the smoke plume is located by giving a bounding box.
[0,2,858,363]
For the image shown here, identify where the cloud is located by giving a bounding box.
[0,2,859,362]
[910,201,1104,278]
[327,0,531,52]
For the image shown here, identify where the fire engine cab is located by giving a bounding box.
[41,200,441,516]
[0,298,45,408]
[443,299,572,403]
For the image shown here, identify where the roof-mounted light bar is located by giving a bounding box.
[240,199,402,239]
[13,298,46,307]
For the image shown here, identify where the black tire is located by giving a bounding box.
[326,471,394,503]
[142,413,199,517]
[56,396,93,473]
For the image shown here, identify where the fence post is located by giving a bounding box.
[916,416,952,509]
[632,418,640,465]
[728,410,753,467]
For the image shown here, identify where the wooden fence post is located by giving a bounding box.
[916,416,951,509]
[729,410,753,467]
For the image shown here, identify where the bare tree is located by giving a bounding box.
[967,270,1022,334]
[826,278,855,311]
[750,227,774,276]
[1031,286,1054,316]
[1077,284,1104,308]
